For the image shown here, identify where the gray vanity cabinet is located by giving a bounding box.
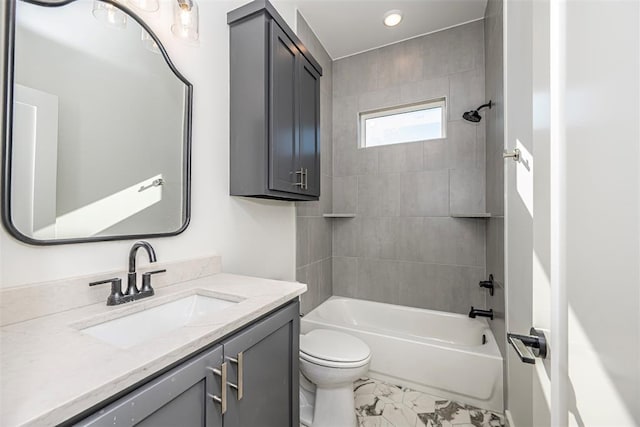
[223,300,300,427]
[228,0,322,201]
[74,301,299,427]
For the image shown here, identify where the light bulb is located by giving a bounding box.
[180,8,191,27]
[172,0,199,42]
[383,10,403,27]
[107,6,117,24]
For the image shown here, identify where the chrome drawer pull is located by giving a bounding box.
[293,169,304,187]
[207,362,227,414]
[227,351,244,400]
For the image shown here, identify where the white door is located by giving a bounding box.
[504,0,640,425]
[504,0,554,425]
[11,84,58,238]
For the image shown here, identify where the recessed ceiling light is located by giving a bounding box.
[383,10,403,27]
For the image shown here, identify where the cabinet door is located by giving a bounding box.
[75,345,224,427]
[297,56,321,197]
[223,301,300,427]
[269,22,300,194]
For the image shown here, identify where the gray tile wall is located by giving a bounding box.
[295,13,333,314]
[484,0,506,359]
[331,21,488,314]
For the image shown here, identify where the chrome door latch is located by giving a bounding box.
[507,327,547,364]
[503,148,521,162]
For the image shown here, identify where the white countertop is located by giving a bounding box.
[0,273,306,427]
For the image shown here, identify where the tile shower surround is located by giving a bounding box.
[331,20,489,315]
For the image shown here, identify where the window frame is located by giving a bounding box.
[358,98,447,149]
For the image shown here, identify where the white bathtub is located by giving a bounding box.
[301,297,504,412]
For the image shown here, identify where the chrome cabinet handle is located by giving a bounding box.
[293,168,309,190]
[207,362,227,414]
[293,169,304,187]
[503,148,521,162]
[227,351,244,400]
[507,328,547,364]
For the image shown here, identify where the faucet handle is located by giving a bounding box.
[479,274,495,296]
[89,278,125,306]
[140,269,166,294]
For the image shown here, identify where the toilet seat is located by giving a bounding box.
[300,329,371,368]
[300,351,371,368]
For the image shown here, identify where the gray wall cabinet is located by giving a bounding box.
[74,300,300,427]
[228,0,322,201]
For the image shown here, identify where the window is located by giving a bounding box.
[359,99,446,148]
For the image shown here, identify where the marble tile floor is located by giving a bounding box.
[354,378,505,427]
[300,377,505,427]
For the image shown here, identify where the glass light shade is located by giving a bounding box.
[127,0,159,12]
[141,29,161,54]
[92,1,127,29]
[171,0,199,42]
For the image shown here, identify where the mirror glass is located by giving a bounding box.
[4,0,191,244]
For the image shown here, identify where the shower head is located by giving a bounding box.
[462,100,493,123]
[462,110,482,122]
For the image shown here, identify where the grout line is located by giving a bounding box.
[328,256,486,270]
[298,257,333,270]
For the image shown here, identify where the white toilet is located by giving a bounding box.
[299,329,371,427]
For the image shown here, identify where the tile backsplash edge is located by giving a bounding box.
[0,255,222,327]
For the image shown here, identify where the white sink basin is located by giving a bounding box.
[82,295,237,349]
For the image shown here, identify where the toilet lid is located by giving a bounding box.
[300,329,370,363]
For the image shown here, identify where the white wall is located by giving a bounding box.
[0,0,299,287]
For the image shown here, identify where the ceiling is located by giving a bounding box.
[294,0,488,59]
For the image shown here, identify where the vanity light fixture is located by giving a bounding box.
[171,0,199,42]
[127,0,159,12]
[92,0,127,28]
[91,0,200,45]
[383,10,403,27]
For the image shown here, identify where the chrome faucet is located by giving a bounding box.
[89,241,166,306]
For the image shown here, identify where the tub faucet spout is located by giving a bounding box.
[469,307,494,320]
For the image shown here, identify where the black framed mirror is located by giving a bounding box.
[1,0,192,245]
